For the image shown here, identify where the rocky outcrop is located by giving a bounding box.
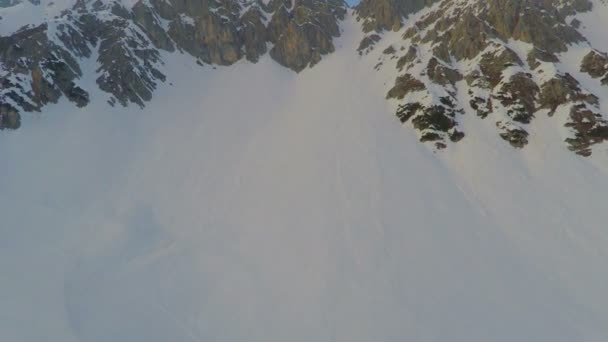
[374,0,608,155]
[269,0,346,71]
[1,0,607,158]
[497,124,528,149]
[0,103,20,130]
[581,50,608,85]
[539,74,599,115]
[240,7,269,62]
[425,57,462,86]
[537,73,608,156]
[386,74,425,99]
[475,47,523,88]
[132,1,175,52]
[565,105,608,156]
[395,99,464,149]
[75,11,167,107]
[495,73,539,124]
[355,0,437,33]
[0,23,89,118]
[0,0,346,129]
[527,48,559,70]
[142,0,346,70]
[396,45,418,70]
[358,34,381,55]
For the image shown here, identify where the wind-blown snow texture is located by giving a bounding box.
[2,8,608,342]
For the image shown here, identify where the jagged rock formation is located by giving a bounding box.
[0,0,346,124]
[269,0,345,70]
[581,50,608,85]
[1,0,607,156]
[355,0,437,32]
[0,23,89,128]
[371,0,608,155]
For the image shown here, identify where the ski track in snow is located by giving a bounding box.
[1,11,608,342]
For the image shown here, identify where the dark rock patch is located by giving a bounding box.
[386,74,426,99]
[426,57,462,86]
[0,103,21,130]
[581,50,608,85]
[495,73,539,124]
[357,34,381,55]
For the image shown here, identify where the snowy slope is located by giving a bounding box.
[2,10,608,342]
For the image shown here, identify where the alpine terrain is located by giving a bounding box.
[1,0,608,341]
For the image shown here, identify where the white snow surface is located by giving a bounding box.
[2,12,608,342]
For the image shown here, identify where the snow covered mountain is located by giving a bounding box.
[2,0,607,155]
[2,0,608,341]
[0,0,347,119]
[357,0,608,155]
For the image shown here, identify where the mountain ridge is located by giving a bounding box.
[1,0,607,155]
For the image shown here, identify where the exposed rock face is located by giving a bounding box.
[563,102,608,156]
[147,0,345,70]
[132,1,175,52]
[358,34,381,55]
[355,0,437,33]
[270,0,346,71]
[495,73,539,124]
[1,0,607,158]
[581,50,608,85]
[425,57,462,86]
[386,74,425,99]
[539,74,599,115]
[477,48,523,88]
[0,23,89,118]
[371,0,608,155]
[395,45,418,70]
[0,103,20,129]
[78,11,167,107]
[498,125,528,149]
[0,0,347,128]
[239,6,268,62]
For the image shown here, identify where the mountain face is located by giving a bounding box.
[1,0,607,157]
[3,2,608,342]
[1,0,607,155]
[0,0,346,128]
[355,0,608,155]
